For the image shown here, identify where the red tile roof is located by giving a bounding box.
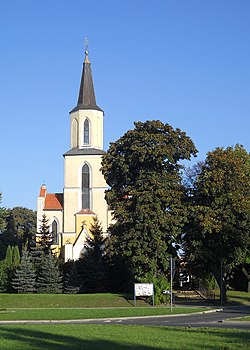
[44,193,63,210]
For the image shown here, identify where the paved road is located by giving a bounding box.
[74,307,250,330]
[0,307,249,330]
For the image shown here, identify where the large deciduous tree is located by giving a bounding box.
[0,193,8,234]
[0,193,10,260]
[101,120,197,283]
[6,207,36,249]
[0,207,36,260]
[184,145,250,302]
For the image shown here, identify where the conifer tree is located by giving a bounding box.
[12,245,20,268]
[3,245,21,292]
[36,252,63,293]
[79,217,108,292]
[12,246,36,293]
[63,260,83,294]
[37,214,52,254]
[0,260,8,292]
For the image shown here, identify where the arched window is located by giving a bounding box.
[51,220,58,245]
[82,164,90,209]
[71,118,79,148]
[83,119,90,145]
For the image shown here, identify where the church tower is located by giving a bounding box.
[37,47,111,261]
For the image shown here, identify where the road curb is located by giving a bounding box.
[0,308,223,325]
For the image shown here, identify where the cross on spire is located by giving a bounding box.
[84,37,89,54]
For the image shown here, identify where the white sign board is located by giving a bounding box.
[134,283,154,296]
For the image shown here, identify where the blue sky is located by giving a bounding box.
[0,0,249,210]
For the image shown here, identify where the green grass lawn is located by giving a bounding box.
[213,290,250,306]
[0,307,209,321]
[226,291,250,306]
[0,293,212,321]
[0,293,132,309]
[0,324,249,350]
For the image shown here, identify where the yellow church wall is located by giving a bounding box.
[64,155,106,189]
[70,109,103,150]
[63,189,79,233]
[61,233,75,245]
[64,153,108,234]
[75,214,95,236]
[92,189,108,232]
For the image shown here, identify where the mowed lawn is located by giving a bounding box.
[0,293,132,309]
[0,306,209,321]
[0,293,212,320]
[0,293,249,349]
[0,324,249,350]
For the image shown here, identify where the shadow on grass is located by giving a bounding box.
[227,295,250,305]
[118,293,135,307]
[1,325,250,350]
[160,326,250,346]
[0,326,162,350]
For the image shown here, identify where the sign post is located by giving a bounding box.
[134,283,154,306]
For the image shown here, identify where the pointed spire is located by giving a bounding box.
[70,45,103,113]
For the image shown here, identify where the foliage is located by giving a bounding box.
[184,145,250,301]
[0,193,10,260]
[101,120,197,282]
[0,193,8,234]
[37,214,52,254]
[12,246,36,293]
[77,217,108,293]
[0,260,8,292]
[0,206,35,260]
[0,245,20,292]
[140,273,170,305]
[6,207,36,248]
[63,260,83,294]
[36,252,63,293]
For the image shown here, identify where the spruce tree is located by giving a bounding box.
[63,260,83,294]
[36,252,63,293]
[37,214,52,254]
[12,246,36,293]
[79,217,108,292]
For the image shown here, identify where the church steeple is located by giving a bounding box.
[71,49,103,113]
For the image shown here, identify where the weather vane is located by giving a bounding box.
[84,37,89,53]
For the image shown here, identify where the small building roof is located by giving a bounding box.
[44,193,63,210]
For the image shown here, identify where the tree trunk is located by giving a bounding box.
[242,267,250,293]
[211,265,227,304]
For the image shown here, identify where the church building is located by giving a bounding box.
[37,48,112,261]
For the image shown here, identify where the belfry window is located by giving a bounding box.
[51,220,58,245]
[82,164,90,209]
[83,119,90,145]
